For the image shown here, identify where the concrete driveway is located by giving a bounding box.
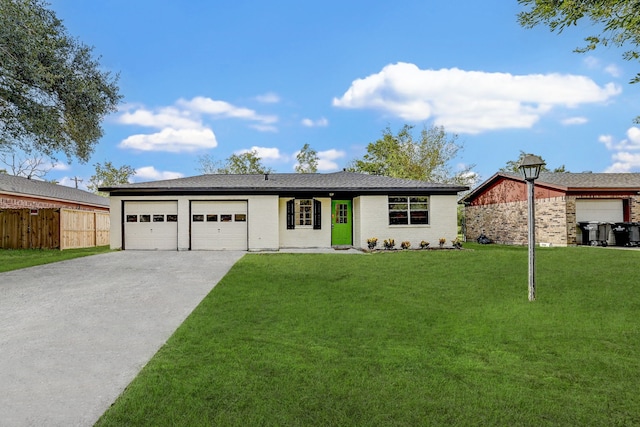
[0,250,245,426]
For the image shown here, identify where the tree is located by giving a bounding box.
[196,154,222,174]
[197,150,274,174]
[294,143,318,173]
[500,150,568,173]
[87,161,135,195]
[518,1,640,86]
[347,124,476,186]
[0,0,122,161]
[0,151,51,179]
[220,150,274,174]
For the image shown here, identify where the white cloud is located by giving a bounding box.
[584,56,600,69]
[177,96,278,124]
[333,62,621,134]
[600,127,640,172]
[116,97,279,153]
[249,124,278,132]
[604,64,622,78]
[134,166,184,181]
[50,162,70,171]
[317,149,346,171]
[561,116,588,125]
[119,128,217,152]
[255,92,281,103]
[605,152,640,172]
[301,117,329,127]
[118,106,202,129]
[237,146,286,161]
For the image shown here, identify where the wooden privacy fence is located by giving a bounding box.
[0,208,110,250]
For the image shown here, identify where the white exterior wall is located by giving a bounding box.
[355,194,460,249]
[278,197,332,248]
[109,195,279,251]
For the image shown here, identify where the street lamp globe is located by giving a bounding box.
[518,154,545,181]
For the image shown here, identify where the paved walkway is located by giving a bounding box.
[0,250,245,426]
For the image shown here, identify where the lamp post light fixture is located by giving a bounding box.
[518,154,545,301]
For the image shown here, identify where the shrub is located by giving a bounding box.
[420,240,430,249]
[383,239,396,250]
[367,237,378,250]
[400,241,411,250]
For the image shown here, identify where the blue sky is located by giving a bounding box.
[38,0,640,189]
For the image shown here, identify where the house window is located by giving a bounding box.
[286,199,322,230]
[167,214,178,222]
[206,214,218,222]
[126,215,138,222]
[140,215,151,223]
[220,214,232,222]
[297,199,313,226]
[389,196,429,225]
[153,214,165,222]
[192,214,204,222]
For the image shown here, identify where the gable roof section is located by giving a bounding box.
[0,174,109,207]
[461,172,640,204]
[100,171,468,195]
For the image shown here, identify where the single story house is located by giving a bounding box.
[461,172,640,246]
[1,173,110,249]
[0,173,109,212]
[99,171,468,251]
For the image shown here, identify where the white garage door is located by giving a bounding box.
[124,201,178,250]
[191,201,247,250]
[575,199,623,223]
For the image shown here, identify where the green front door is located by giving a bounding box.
[331,200,352,246]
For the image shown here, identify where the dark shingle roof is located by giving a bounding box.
[100,171,468,194]
[503,172,640,189]
[0,174,109,207]
[461,171,640,204]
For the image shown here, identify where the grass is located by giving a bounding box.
[0,246,112,273]
[96,244,640,426]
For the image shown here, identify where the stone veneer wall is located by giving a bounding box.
[465,196,569,246]
[632,195,640,222]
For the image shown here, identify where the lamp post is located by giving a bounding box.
[518,154,545,302]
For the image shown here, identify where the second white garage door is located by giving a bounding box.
[191,201,248,250]
[575,199,623,223]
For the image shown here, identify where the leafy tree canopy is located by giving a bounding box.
[197,150,274,174]
[0,0,122,162]
[518,1,640,85]
[500,150,568,174]
[294,143,318,173]
[347,124,476,186]
[88,161,135,195]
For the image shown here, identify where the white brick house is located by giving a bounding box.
[100,171,467,251]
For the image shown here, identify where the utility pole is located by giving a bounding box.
[72,176,83,189]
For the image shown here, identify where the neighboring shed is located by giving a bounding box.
[0,174,110,249]
[100,171,468,251]
[461,172,640,246]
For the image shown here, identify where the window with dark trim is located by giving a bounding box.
[235,214,246,222]
[192,214,204,222]
[167,215,178,222]
[388,196,429,225]
[206,214,218,222]
[126,215,138,222]
[153,214,165,222]
[221,214,232,222]
[140,215,151,223]
[286,199,321,230]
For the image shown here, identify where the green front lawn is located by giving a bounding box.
[0,246,112,273]
[97,245,640,426]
